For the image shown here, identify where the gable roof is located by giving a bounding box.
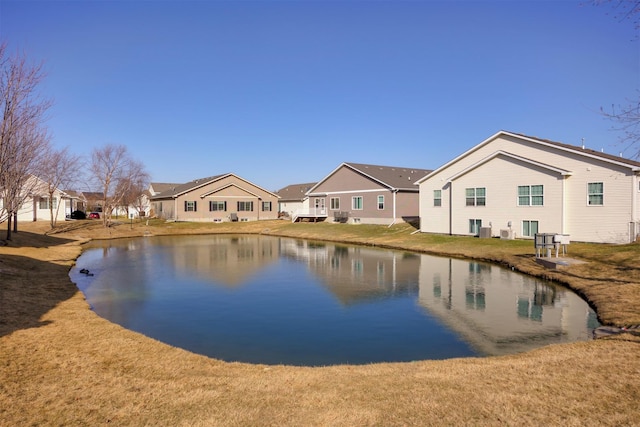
[149,182,181,195]
[446,150,573,182]
[416,130,640,184]
[275,182,316,202]
[82,191,105,200]
[308,162,432,194]
[151,173,279,200]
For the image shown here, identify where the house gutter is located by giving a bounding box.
[448,181,453,235]
[388,189,398,228]
[174,196,178,222]
[632,172,639,242]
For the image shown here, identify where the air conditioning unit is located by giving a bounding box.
[479,227,492,238]
[500,229,515,240]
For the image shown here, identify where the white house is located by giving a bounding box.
[275,182,315,218]
[2,174,73,224]
[416,131,640,244]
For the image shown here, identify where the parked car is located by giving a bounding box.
[88,212,100,219]
[67,210,87,220]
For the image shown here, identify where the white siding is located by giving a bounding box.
[419,133,640,243]
[449,156,565,237]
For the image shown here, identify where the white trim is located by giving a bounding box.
[586,181,605,207]
[172,173,280,199]
[306,163,394,195]
[200,183,262,199]
[416,131,639,185]
[352,196,363,210]
[446,151,571,183]
[329,196,340,211]
[309,188,392,196]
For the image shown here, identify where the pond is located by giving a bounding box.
[70,235,599,366]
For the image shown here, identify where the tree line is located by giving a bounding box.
[0,43,149,241]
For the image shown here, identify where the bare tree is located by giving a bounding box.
[89,144,149,227]
[39,146,82,228]
[591,1,640,158]
[601,97,640,159]
[115,158,150,219]
[0,43,52,240]
[590,0,640,30]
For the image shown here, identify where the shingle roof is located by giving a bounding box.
[275,182,316,202]
[343,162,433,190]
[152,174,228,199]
[509,131,640,168]
[149,182,182,195]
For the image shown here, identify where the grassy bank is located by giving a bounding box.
[1,220,639,426]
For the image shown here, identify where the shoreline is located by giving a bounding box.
[1,220,639,425]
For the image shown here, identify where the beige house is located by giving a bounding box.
[301,162,431,225]
[150,173,279,222]
[416,131,640,244]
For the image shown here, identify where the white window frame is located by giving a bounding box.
[518,185,544,206]
[377,195,384,210]
[330,197,340,210]
[352,196,363,210]
[185,201,197,212]
[469,219,482,234]
[466,187,486,207]
[587,182,604,206]
[522,220,539,237]
[39,197,57,210]
[209,201,226,211]
[238,201,253,211]
[433,190,442,207]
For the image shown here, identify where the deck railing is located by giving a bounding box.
[291,208,328,222]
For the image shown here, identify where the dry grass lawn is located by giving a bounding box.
[1,219,639,426]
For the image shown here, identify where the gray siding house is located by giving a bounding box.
[301,162,432,225]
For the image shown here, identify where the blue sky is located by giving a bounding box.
[1,0,637,191]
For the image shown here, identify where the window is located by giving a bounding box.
[262,201,272,211]
[518,185,544,206]
[377,195,384,210]
[352,196,363,210]
[588,182,604,205]
[433,190,442,207]
[209,201,226,211]
[522,220,539,237]
[38,197,57,210]
[330,197,340,210]
[237,201,253,211]
[465,187,486,206]
[184,201,197,212]
[469,219,482,234]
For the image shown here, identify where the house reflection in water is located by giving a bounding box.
[418,256,598,356]
[280,239,421,305]
[170,235,280,287]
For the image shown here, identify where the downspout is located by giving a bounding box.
[388,189,397,227]
[174,196,178,222]
[632,171,639,242]
[448,182,453,235]
[561,175,567,235]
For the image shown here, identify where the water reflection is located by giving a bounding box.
[418,257,599,355]
[72,235,598,365]
[280,240,421,304]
